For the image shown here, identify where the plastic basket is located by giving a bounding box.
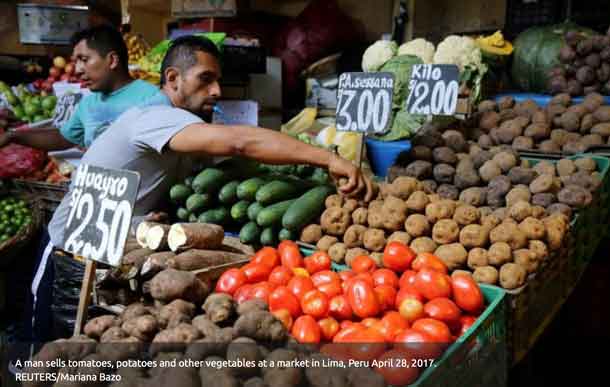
[493,92,610,107]
[365,138,411,178]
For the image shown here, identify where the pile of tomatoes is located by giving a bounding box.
[215,240,486,385]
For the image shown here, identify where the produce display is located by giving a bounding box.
[31,56,83,93]
[0,196,32,243]
[0,81,56,123]
[124,33,150,64]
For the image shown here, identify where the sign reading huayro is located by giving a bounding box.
[52,93,83,128]
[62,164,140,266]
[406,64,460,116]
[336,72,395,134]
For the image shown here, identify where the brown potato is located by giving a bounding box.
[325,195,344,209]
[479,160,502,182]
[499,263,527,289]
[405,214,430,237]
[425,200,457,223]
[533,161,556,176]
[492,151,518,173]
[509,201,533,222]
[316,236,338,252]
[519,217,546,240]
[560,111,581,132]
[531,206,546,219]
[574,157,597,173]
[529,240,549,261]
[498,96,515,110]
[591,123,610,137]
[550,129,570,146]
[546,203,573,218]
[513,136,534,150]
[352,207,368,225]
[433,147,458,165]
[459,187,487,207]
[411,145,433,161]
[543,213,569,250]
[557,185,593,207]
[478,100,497,113]
[481,214,501,230]
[508,167,537,186]
[387,231,412,246]
[479,206,493,218]
[513,249,538,274]
[538,140,561,153]
[406,191,430,213]
[434,243,468,271]
[432,219,460,244]
[492,207,509,220]
[480,111,501,130]
[468,248,489,269]
[556,159,577,176]
[410,237,438,254]
[320,207,351,236]
[459,224,489,248]
[506,186,531,207]
[328,243,347,263]
[532,193,556,208]
[343,225,367,248]
[488,242,512,267]
[345,248,370,267]
[363,229,386,252]
[473,266,499,285]
[389,177,422,200]
[490,222,528,250]
[343,199,359,212]
[437,184,460,200]
[529,174,554,194]
[300,225,323,244]
[453,205,480,226]
[382,196,409,231]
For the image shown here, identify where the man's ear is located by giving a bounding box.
[107,51,121,70]
[164,67,181,90]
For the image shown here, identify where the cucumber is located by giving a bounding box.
[247,202,265,221]
[169,184,192,203]
[237,177,266,201]
[260,227,277,246]
[192,168,228,194]
[184,176,194,187]
[198,207,230,225]
[176,207,190,221]
[186,193,212,213]
[296,165,314,177]
[282,186,335,231]
[257,199,296,227]
[310,168,330,185]
[255,180,301,205]
[188,213,198,222]
[278,228,296,241]
[231,200,251,223]
[218,180,240,204]
[240,221,261,244]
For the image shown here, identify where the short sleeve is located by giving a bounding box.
[131,106,202,154]
[59,101,85,146]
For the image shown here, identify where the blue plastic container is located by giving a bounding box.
[494,92,610,107]
[365,138,411,177]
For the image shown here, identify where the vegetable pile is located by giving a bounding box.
[216,240,488,385]
[0,197,31,243]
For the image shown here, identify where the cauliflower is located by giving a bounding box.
[398,38,435,64]
[362,40,397,72]
[433,35,483,72]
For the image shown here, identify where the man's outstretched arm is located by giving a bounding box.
[0,128,75,151]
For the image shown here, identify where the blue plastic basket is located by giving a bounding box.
[493,92,610,107]
[365,138,411,178]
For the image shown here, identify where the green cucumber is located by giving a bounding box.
[310,168,330,185]
[218,180,240,204]
[257,199,296,227]
[231,200,251,223]
[255,180,301,205]
[248,202,265,221]
[170,184,192,203]
[278,228,296,241]
[188,213,199,222]
[198,207,230,225]
[176,207,190,221]
[237,177,266,201]
[240,221,261,244]
[192,168,228,194]
[282,186,335,231]
[260,227,277,246]
[186,193,212,213]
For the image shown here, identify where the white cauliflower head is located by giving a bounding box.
[362,40,397,72]
[433,35,483,72]
[398,38,435,64]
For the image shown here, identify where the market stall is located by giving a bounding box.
[2,0,610,386]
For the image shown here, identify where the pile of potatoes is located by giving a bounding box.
[300,177,570,290]
[473,93,610,154]
[389,127,602,214]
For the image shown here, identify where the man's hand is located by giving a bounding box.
[328,154,375,202]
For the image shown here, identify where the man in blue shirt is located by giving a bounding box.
[0,25,158,150]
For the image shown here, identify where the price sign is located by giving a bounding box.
[61,164,140,267]
[336,72,394,134]
[406,64,460,116]
[52,93,83,128]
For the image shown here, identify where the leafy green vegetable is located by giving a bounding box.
[380,54,423,109]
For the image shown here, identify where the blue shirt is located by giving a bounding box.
[59,80,159,147]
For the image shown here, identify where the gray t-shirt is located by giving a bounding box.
[48,99,202,247]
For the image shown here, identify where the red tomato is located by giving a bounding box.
[375,349,420,386]
[333,324,365,343]
[268,286,302,318]
[215,268,247,295]
[346,279,380,319]
[233,284,253,304]
[287,276,315,301]
[351,255,377,274]
[278,241,303,269]
[318,317,340,341]
[414,268,452,300]
[412,318,452,344]
[361,318,380,328]
[250,282,275,303]
[396,286,425,308]
[241,262,272,283]
[399,270,417,289]
[458,315,477,336]
[251,247,280,268]
[412,253,448,274]
[268,266,293,286]
[329,295,353,321]
[271,308,293,330]
[311,270,340,287]
[301,289,329,318]
[292,315,321,344]
[372,269,399,288]
[304,252,332,274]
[394,329,443,360]
[317,281,342,298]
[382,242,416,273]
[338,270,356,282]
[348,329,387,361]
[398,297,425,323]
[381,311,409,338]
[374,285,397,312]
[451,274,485,314]
[343,273,375,293]
[424,298,462,325]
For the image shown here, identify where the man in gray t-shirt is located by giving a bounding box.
[32,35,373,340]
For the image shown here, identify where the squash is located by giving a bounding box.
[476,31,513,56]
[511,23,595,92]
